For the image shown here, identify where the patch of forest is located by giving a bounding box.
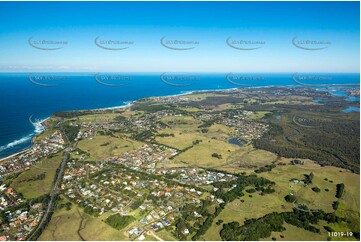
[254,112,360,173]
[220,208,350,241]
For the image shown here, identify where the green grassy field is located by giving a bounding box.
[201,191,293,241]
[173,137,239,168]
[156,122,236,151]
[38,204,84,241]
[154,229,178,241]
[222,145,278,171]
[11,152,63,199]
[259,159,360,238]
[240,149,278,167]
[77,135,143,160]
[210,103,244,111]
[182,93,225,101]
[39,200,132,241]
[156,129,202,150]
[247,111,271,120]
[34,129,55,142]
[77,113,121,122]
[261,223,328,241]
[259,160,360,213]
[161,115,203,129]
[201,157,359,241]
[155,116,240,168]
[179,107,201,112]
[202,123,236,142]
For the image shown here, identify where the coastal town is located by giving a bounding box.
[0,131,65,177]
[0,87,359,241]
[0,130,65,240]
[61,151,236,240]
[0,0,360,240]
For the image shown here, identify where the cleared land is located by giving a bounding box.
[202,191,293,240]
[77,135,143,160]
[262,223,328,241]
[173,138,239,168]
[202,157,359,241]
[39,201,131,241]
[10,87,358,241]
[239,149,278,168]
[11,152,63,199]
[259,159,360,236]
[156,122,236,150]
[156,130,201,150]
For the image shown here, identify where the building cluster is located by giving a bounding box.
[0,131,65,177]
[73,120,123,141]
[194,110,269,139]
[147,96,190,105]
[58,142,235,240]
[0,184,43,241]
[114,144,177,170]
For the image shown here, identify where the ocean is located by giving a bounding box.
[0,72,359,159]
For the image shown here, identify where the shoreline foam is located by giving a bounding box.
[0,84,358,161]
[0,117,48,161]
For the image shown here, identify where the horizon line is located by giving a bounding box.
[0,71,360,74]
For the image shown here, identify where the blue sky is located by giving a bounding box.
[0,1,359,73]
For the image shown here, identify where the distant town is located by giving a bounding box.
[0,87,359,241]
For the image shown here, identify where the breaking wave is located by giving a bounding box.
[0,117,47,153]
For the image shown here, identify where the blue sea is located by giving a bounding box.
[0,72,359,159]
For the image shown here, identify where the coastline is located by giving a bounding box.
[145,84,301,100]
[0,86,240,161]
[0,148,32,162]
[0,118,47,162]
[0,102,134,162]
[0,84,359,162]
